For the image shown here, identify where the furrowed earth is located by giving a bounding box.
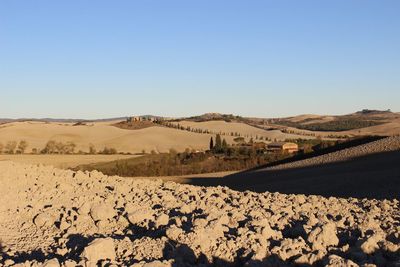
[0,161,399,267]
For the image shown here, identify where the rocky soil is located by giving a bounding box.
[0,161,399,267]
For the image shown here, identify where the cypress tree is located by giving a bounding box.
[222,139,228,151]
[209,137,214,150]
[215,134,222,152]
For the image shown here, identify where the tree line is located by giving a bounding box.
[157,121,274,142]
[0,140,28,154]
[0,140,119,155]
[75,142,288,177]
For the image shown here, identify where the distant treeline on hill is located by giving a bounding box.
[356,109,392,115]
[276,118,385,132]
[157,121,274,141]
[186,113,244,122]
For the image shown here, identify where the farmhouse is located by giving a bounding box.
[267,142,299,153]
[127,116,157,123]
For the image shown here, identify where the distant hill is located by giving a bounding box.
[0,117,126,123]
[173,113,245,123]
[355,109,392,115]
[269,109,399,133]
[2,109,399,136]
[0,119,13,124]
[0,116,166,124]
[0,120,224,154]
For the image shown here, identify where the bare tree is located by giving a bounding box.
[42,140,57,154]
[65,142,76,154]
[5,141,17,154]
[17,140,28,154]
[0,142,3,154]
[55,142,65,154]
[89,143,97,154]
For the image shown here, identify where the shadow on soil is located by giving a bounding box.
[3,230,399,266]
[2,193,399,265]
[185,150,400,200]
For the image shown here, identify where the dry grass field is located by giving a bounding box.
[284,114,335,123]
[0,119,318,158]
[267,112,400,138]
[270,118,400,138]
[170,120,313,140]
[343,117,400,136]
[0,121,233,154]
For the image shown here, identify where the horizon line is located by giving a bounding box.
[1,109,397,122]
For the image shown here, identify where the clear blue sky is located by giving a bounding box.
[1,1,399,119]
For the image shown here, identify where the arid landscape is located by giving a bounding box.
[2,1,400,266]
[1,159,399,267]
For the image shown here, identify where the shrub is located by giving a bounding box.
[169,148,177,155]
[5,141,17,154]
[100,147,118,155]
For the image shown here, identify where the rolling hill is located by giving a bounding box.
[0,119,316,155]
[168,120,314,141]
[0,121,224,154]
[269,110,400,134]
